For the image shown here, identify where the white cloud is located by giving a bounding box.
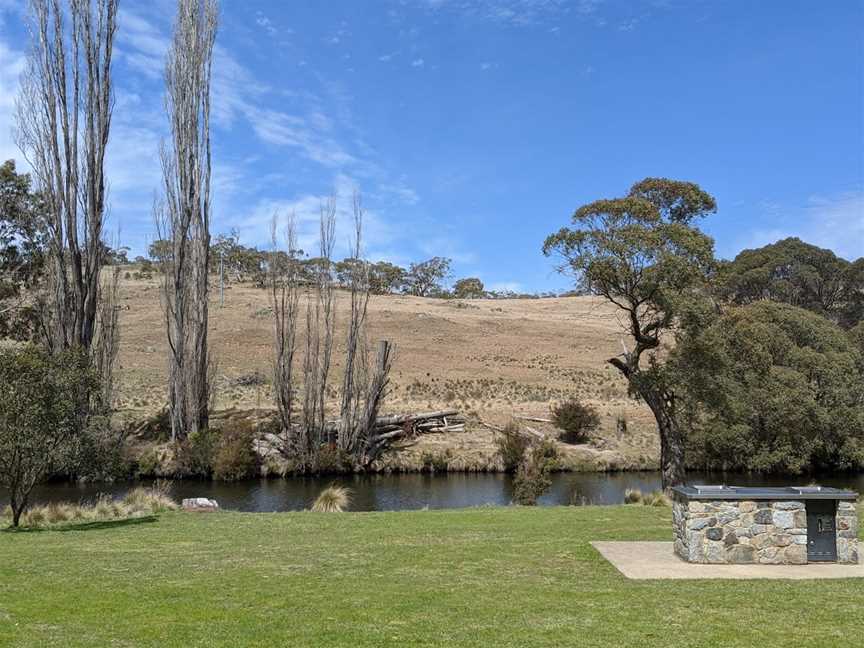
[411,58,425,67]
[379,183,420,205]
[0,38,25,165]
[744,191,864,261]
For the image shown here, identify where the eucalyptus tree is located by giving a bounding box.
[156,0,219,440]
[543,178,717,488]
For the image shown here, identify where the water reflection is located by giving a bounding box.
[4,471,863,512]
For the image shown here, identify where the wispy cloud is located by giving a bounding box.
[744,191,864,261]
[0,37,25,165]
[411,58,425,68]
[254,11,278,36]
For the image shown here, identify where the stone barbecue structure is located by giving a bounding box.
[672,485,859,565]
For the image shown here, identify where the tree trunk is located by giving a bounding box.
[644,391,686,490]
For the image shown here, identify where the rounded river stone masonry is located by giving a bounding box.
[671,486,858,565]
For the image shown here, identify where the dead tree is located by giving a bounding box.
[156,0,218,440]
[15,0,120,413]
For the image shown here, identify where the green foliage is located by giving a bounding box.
[212,420,260,481]
[0,345,96,526]
[173,428,219,478]
[717,237,863,329]
[148,239,173,264]
[494,421,530,472]
[368,261,406,294]
[674,301,864,473]
[403,257,452,297]
[543,177,718,487]
[512,439,559,505]
[453,277,485,299]
[0,160,48,341]
[552,399,600,444]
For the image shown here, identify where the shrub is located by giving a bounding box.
[0,346,98,526]
[136,447,162,478]
[314,444,354,474]
[212,421,260,481]
[311,484,351,512]
[174,428,219,478]
[623,488,643,504]
[494,422,530,472]
[552,399,600,444]
[421,449,452,473]
[512,439,559,505]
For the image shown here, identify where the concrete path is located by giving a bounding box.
[591,541,864,580]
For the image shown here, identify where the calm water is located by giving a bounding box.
[5,471,864,512]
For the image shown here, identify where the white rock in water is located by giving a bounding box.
[182,497,219,511]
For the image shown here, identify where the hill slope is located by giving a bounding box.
[114,273,659,470]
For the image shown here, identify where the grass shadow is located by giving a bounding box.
[2,515,159,534]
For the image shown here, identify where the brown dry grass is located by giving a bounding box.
[114,272,659,471]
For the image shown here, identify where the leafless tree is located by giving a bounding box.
[268,211,301,453]
[15,0,120,414]
[156,0,218,440]
[299,197,337,463]
[337,192,371,453]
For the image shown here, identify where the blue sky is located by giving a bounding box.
[0,0,862,293]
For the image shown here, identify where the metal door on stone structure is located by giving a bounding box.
[806,500,837,562]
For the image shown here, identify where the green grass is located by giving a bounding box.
[0,506,862,647]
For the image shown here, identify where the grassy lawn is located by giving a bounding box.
[1,506,862,647]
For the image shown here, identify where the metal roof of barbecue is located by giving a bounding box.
[671,485,859,501]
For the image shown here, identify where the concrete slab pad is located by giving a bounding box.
[591,541,864,580]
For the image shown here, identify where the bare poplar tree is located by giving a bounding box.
[156,0,218,440]
[269,211,301,453]
[337,192,372,453]
[298,197,337,464]
[15,0,120,410]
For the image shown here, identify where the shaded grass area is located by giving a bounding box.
[0,506,862,647]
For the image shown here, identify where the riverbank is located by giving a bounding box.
[2,506,862,647]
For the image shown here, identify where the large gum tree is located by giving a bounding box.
[543,177,717,489]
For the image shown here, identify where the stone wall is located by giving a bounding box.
[673,498,859,565]
[837,501,859,564]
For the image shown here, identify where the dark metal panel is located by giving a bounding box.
[806,500,838,562]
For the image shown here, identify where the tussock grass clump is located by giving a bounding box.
[121,480,178,513]
[623,488,670,507]
[5,483,178,528]
[623,488,643,504]
[311,484,352,512]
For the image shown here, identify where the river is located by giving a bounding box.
[4,471,863,512]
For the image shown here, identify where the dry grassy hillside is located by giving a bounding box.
[114,272,659,471]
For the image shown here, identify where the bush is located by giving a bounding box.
[552,399,600,444]
[174,428,219,478]
[421,449,452,473]
[623,488,643,504]
[314,444,354,474]
[512,439,559,505]
[623,488,670,507]
[212,421,260,481]
[494,422,530,472]
[311,484,351,512]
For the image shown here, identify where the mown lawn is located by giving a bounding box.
[0,506,862,647]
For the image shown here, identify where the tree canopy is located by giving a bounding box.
[717,237,863,329]
[674,301,864,474]
[543,177,717,488]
